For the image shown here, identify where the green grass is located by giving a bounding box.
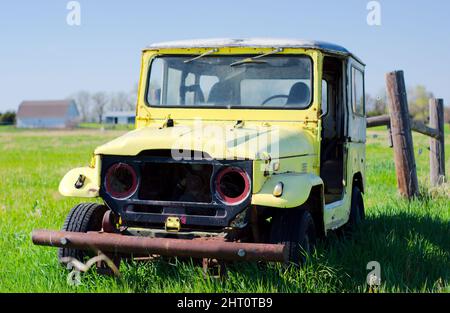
[79,122,134,130]
[0,125,448,293]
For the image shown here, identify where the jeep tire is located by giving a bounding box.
[58,203,108,264]
[270,209,316,266]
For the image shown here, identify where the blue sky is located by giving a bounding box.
[0,0,449,111]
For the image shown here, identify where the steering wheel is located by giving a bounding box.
[261,94,289,105]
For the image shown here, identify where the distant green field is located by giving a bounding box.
[78,122,134,130]
[0,125,448,292]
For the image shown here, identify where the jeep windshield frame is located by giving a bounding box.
[145,55,313,110]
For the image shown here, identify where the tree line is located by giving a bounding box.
[72,84,449,124]
[366,85,450,123]
[0,111,16,125]
[1,84,449,125]
[71,86,138,123]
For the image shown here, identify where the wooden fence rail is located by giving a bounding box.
[367,115,440,139]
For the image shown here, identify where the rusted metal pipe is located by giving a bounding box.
[32,229,288,262]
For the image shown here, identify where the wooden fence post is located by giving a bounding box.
[387,124,394,148]
[385,71,419,198]
[429,98,445,186]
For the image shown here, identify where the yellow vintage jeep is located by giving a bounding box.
[33,38,366,267]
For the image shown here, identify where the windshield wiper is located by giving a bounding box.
[184,48,219,63]
[230,47,283,67]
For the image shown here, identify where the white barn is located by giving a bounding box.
[17,100,80,129]
[103,111,135,125]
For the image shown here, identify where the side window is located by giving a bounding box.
[352,67,365,116]
[322,79,328,115]
[147,58,182,106]
[166,68,182,105]
[148,58,164,105]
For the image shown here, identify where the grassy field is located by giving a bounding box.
[78,122,135,131]
[0,125,448,293]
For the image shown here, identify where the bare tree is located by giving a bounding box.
[109,92,131,112]
[408,85,434,121]
[374,89,388,115]
[366,89,388,117]
[92,92,109,124]
[127,83,139,111]
[108,84,138,112]
[71,91,91,122]
[365,94,376,116]
[69,84,139,124]
[444,105,450,125]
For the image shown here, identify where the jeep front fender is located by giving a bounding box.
[251,173,323,208]
[59,156,101,198]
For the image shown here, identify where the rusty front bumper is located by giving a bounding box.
[32,230,288,262]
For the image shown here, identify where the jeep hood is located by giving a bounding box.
[94,123,316,160]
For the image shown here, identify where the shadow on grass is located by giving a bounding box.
[93,211,448,293]
[322,211,449,292]
[118,257,344,293]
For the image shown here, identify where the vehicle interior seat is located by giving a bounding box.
[208,81,234,105]
[286,82,310,106]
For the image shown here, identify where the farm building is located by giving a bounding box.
[103,111,135,125]
[16,100,80,129]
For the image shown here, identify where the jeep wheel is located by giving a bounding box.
[58,203,108,264]
[345,186,365,232]
[270,209,316,266]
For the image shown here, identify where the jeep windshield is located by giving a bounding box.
[146,55,312,109]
